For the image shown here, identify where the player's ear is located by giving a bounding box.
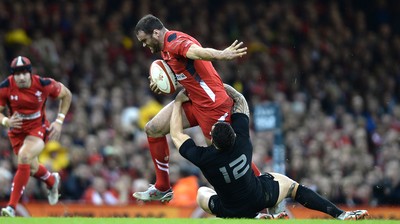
[153,29,160,38]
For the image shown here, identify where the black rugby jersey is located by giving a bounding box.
[179,113,271,213]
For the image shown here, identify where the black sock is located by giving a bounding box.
[294,185,344,218]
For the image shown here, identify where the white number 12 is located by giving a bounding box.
[218,154,249,183]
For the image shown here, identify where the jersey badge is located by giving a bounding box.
[35,91,43,102]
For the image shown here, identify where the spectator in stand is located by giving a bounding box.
[373,160,400,205]
[82,176,119,205]
[168,165,199,207]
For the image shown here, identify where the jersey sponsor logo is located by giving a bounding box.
[175,73,186,81]
[38,131,44,137]
[15,111,41,120]
[10,95,18,101]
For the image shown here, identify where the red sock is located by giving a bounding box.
[33,164,55,188]
[148,136,170,191]
[251,162,261,176]
[8,164,31,208]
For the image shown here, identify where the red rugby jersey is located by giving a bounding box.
[161,31,229,108]
[0,74,61,133]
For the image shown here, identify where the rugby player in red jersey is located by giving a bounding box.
[0,56,72,217]
[132,14,261,202]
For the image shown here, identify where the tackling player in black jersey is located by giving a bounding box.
[170,84,368,220]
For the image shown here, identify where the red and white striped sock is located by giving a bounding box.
[148,136,170,191]
[8,164,30,208]
[33,164,55,188]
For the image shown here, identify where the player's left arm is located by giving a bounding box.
[186,40,247,61]
[170,90,191,149]
[48,82,72,140]
[56,83,72,119]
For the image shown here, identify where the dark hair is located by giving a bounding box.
[134,14,164,35]
[211,122,236,151]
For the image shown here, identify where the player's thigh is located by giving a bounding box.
[196,98,233,139]
[18,136,45,164]
[270,172,299,204]
[197,186,216,214]
[145,100,191,137]
[8,132,25,155]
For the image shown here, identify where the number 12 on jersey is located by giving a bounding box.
[219,154,250,183]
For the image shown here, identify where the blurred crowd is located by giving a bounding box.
[0,0,399,208]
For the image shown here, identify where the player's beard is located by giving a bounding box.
[15,76,32,88]
[150,45,161,53]
[16,81,30,88]
[149,37,161,53]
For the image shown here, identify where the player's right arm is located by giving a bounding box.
[186,40,247,61]
[224,84,249,117]
[170,90,191,149]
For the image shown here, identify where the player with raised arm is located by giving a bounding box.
[0,56,72,217]
[169,85,368,220]
[132,14,261,202]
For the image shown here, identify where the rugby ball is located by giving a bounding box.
[150,60,177,94]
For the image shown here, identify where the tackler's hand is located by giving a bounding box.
[175,89,190,103]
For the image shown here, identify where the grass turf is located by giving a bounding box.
[0,218,397,224]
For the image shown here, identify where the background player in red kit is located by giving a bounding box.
[133,14,261,202]
[0,56,72,217]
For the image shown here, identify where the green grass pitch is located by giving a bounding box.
[0,218,398,224]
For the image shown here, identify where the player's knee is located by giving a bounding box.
[197,187,211,203]
[197,186,207,202]
[197,187,213,213]
[270,173,299,199]
[144,118,171,137]
[144,121,160,137]
[18,154,32,164]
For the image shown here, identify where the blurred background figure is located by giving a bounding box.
[82,176,119,205]
[168,164,199,207]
